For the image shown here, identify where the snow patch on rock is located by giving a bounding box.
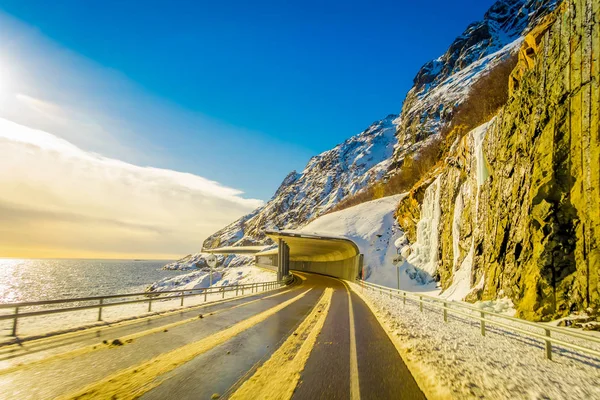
[163,253,253,271]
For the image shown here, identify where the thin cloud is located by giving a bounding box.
[0,117,263,258]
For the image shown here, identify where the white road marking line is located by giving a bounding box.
[230,288,333,400]
[342,281,361,400]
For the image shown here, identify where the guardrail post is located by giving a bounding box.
[544,328,552,360]
[480,312,486,336]
[403,292,406,306]
[204,290,208,302]
[12,306,19,336]
[222,288,225,299]
[236,286,239,296]
[252,283,254,293]
[389,289,392,299]
[148,298,153,312]
[443,302,448,322]
[242,286,244,295]
[98,299,103,321]
[180,291,184,307]
[419,296,423,312]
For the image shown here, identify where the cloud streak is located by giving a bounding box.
[0,117,263,259]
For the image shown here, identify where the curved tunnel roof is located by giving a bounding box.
[261,230,360,262]
[202,246,267,254]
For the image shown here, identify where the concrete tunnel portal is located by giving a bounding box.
[261,230,363,281]
[204,230,363,281]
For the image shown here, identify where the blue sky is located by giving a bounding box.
[0,0,494,200]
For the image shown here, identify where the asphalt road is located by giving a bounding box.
[0,272,425,400]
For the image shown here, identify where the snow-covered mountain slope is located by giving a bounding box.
[203,115,398,248]
[203,0,557,250]
[392,0,557,162]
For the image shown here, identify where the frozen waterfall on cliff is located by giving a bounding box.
[473,119,494,186]
[407,176,442,276]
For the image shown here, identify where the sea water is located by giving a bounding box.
[0,258,184,304]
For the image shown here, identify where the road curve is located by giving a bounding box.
[0,273,424,400]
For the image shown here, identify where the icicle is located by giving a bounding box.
[472,120,493,186]
[452,185,464,270]
[408,176,442,275]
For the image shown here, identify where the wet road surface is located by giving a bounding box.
[0,273,424,399]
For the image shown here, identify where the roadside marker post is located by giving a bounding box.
[207,255,218,288]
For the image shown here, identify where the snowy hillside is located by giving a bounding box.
[202,0,557,252]
[393,0,557,162]
[203,115,398,248]
[163,252,254,271]
[150,252,275,294]
[147,265,275,294]
[296,195,437,293]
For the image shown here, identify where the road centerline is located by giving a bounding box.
[229,287,333,400]
[342,280,361,400]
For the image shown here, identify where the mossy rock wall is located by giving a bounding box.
[396,0,600,321]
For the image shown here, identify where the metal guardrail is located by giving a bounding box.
[0,278,290,337]
[357,279,600,361]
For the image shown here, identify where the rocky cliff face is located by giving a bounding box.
[398,0,599,320]
[393,0,558,165]
[203,115,398,248]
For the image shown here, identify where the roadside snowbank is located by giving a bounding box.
[147,265,276,293]
[296,195,439,294]
[352,282,600,400]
